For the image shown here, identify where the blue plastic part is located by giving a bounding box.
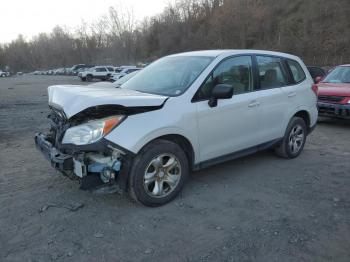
[87,160,121,173]
[88,163,105,173]
[112,161,121,172]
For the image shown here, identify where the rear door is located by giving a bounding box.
[95,67,107,79]
[253,55,291,141]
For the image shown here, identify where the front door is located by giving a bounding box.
[194,56,262,162]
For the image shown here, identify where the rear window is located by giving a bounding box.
[287,59,306,83]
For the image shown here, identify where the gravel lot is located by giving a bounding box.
[0,75,349,262]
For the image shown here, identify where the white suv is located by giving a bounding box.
[0,70,10,77]
[35,50,318,206]
[78,66,115,81]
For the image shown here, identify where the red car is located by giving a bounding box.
[316,65,350,119]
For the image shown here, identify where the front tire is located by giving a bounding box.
[275,117,307,159]
[86,75,93,82]
[128,140,189,207]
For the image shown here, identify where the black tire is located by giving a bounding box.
[81,77,86,82]
[128,139,189,207]
[86,74,93,82]
[275,117,307,159]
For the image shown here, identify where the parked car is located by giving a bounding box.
[35,50,318,206]
[0,70,10,77]
[87,70,140,89]
[53,68,66,75]
[112,66,140,80]
[71,64,94,76]
[316,64,350,119]
[307,66,327,83]
[78,66,115,81]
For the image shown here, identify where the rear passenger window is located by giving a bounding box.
[256,56,288,89]
[95,67,107,72]
[287,60,306,83]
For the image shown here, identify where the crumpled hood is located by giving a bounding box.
[48,84,168,118]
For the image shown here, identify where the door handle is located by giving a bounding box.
[288,92,296,98]
[248,101,260,108]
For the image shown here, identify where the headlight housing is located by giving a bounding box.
[62,115,124,145]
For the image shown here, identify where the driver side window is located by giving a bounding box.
[196,56,253,100]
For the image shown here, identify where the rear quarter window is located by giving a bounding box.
[287,59,306,83]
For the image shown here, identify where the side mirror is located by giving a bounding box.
[315,76,322,83]
[208,84,234,108]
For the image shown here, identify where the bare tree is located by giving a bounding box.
[0,0,349,72]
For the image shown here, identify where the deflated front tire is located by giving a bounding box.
[128,139,189,207]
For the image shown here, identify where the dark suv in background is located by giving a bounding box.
[307,66,327,83]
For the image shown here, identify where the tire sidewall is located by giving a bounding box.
[129,140,189,206]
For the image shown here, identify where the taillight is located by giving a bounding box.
[311,84,318,97]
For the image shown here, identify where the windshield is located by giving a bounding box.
[121,56,214,96]
[323,66,350,83]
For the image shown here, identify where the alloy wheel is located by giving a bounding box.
[288,124,305,154]
[143,153,182,198]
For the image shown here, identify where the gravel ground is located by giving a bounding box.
[0,75,349,262]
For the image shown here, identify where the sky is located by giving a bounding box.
[0,0,170,43]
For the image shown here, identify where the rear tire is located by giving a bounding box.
[275,117,307,159]
[81,77,86,81]
[128,139,189,207]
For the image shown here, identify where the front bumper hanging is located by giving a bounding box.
[34,133,124,190]
[35,133,73,172]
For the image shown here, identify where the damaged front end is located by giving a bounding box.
[35,105,136,190]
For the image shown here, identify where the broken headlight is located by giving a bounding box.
[62,116,124,145]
